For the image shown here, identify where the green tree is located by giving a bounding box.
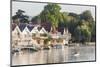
[31,15,41,24]
[61,12,69,28]
[91,22,96,41]
[66,13,80,36]
[74,20,92,43]
[80,10,94,23]
[40,3,62,33]
[12,9,29,24]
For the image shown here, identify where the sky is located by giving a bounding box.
[12,1,95,20]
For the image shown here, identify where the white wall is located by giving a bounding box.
[0,0,100,67]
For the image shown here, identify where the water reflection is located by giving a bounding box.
[12,46,95,66]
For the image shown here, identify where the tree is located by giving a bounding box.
[40,3,62,33]
[61,12,69,28]
[67,10,95,43]
[66,13,80,36]
[12,9,29,24]
[91,22,96,41]
[80,10,94,23]
[74,20,92,43]
[31,15,41,24]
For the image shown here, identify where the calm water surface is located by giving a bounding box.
[12,45,95,66]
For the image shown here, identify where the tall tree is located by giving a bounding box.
[74,20,92,43]
[40,3,62,33]
[66,13,80,36]
[12,9,29,24]
[80,10,94,23]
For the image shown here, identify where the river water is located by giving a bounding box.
[12,45,95,66]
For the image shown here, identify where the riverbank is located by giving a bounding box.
[67,42,95,47]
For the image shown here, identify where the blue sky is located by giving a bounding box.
[12,1,95,19]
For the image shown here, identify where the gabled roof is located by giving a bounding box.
[37,26,42,31]
[12,23,17,31]
[27,25,34,32]
[58,27,64,34]
[12,25,21,34]
[18,23,26,32]
[22,26,30,34]
[39,27,47,34]
[41,22,51,32]
[12,23,70,35]
[31,26,39,34]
